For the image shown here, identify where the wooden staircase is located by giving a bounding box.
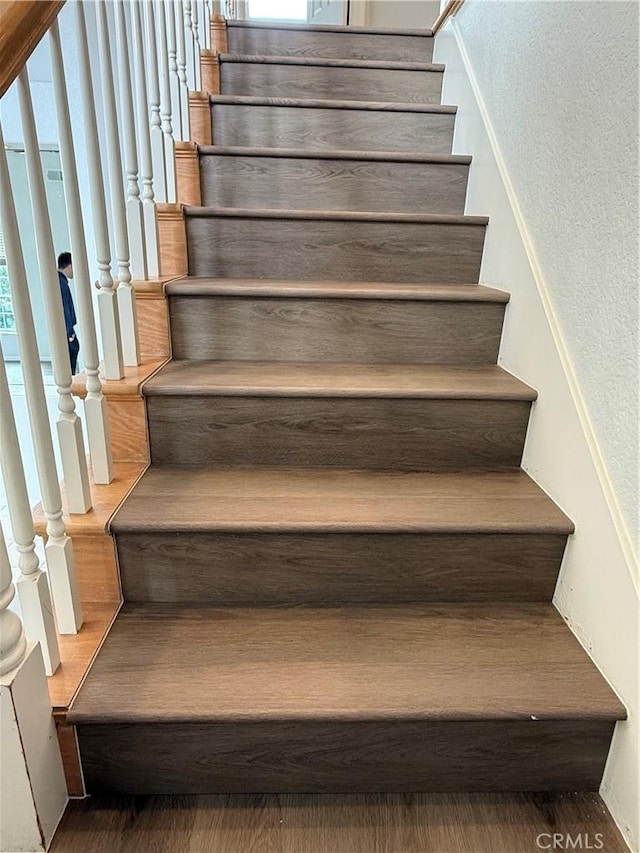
[68,20,625,795]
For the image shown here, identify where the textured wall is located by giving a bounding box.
[454,0,639,546]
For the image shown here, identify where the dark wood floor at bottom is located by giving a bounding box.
[50,792,628,853]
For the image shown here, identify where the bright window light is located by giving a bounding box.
[248,0,307,21]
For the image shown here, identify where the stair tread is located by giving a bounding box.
[110,468,573,534]
[210,93,457,114]
[144,362,537,400]
[220,54,444,73]
[184,206,489,225]
[165,278,510,302]
[198,145,472,165]
[227,20,434,38]
[68,603,625,724]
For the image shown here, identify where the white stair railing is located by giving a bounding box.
[157,0,179,204]
[0,126,83,639]
[175,0,192,139]
[146,0,170,204]
[131,0,162,277]
[75,0,125,382]
[114,0,148,282]
[167,0,186,142]
[49,18,114,487]
[184,0,200,91]
[95,0,141,367]
[17,66,93,516]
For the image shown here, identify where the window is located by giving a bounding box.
[0,227,16,332]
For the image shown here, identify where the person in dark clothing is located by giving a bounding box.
[57,251,79,374]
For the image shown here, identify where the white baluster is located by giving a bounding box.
[131,0,162,277]
[0,349,62,670]
[191,0,202,90]
[16,68,93,516]
[184,0,198,91]
[175,0,191,140]
[0,126,83,638]
[75,0,124,382]
[145,0,168,203]
[114,0,148,281]
[0,523,28,678]
[157,0,178,204]
[96,0,141,366]
[49,20,114,487]
[202,0,211,49]
[167,0,184,141]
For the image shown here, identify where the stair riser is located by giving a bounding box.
[185,217,486,284]
[212,103,456,154]
[146,397,531,470]
[221,62,443,104]
[199,154,469,215]
[116,531,566,605]
[78,719,614,794]
[169,296,505,364]
[227,28,435,62]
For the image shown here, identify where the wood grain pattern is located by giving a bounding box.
[188,91,213,145]
[109,468,574,535]
[198,150,469,214]
[184,213,486,284]
[147,395,531,470]
[135,294,171,361]
[76,718,617,794]
[175,141,202,207]
[107,399,148,463]
[212,98,456,153]
[116,530,567,605]
[50,792,630,853]
[49,600,120,710]
[0,0,64,97]
[63,533,121,604]
[220,59,443,104]
[144,362,535,398]
[56,721,85,797]
[210,15,228,54]
[69,604,625,724]
[168,294,505,363]
[200,49,220,95]
[71,358,168,400]
[157,203,188,277]
[33,461,147,536]
[227,25,435,62]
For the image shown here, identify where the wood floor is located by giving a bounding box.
[51,792,628,852]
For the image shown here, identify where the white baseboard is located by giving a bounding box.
[434,18,639,852]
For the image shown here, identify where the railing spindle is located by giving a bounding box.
[96,0,141,366]
[145,0,169,204]
[184,0,199,91]
[114,0,148,280]
[167,0,185,141]
[157,0,179,203]
[75,0,125,382]
[131,0,162,276]
[191,0,202,89]
[16,67,93,515]
[49,19,114,486]
[0,521,28,677]
[0,124,82,638]
[175,0,192,140]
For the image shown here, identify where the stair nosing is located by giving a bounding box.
[219,54,444,72]
[209,93,457,114]
[227,20,434,38]
[184,207,489,226]
[164,279,510,303]
[143,363,537,402]
[197,145,472,165]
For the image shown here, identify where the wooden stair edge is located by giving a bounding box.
[164,279,510,302]
[209,93,458,114]
[70,358,169,401]
[142,362,538,401]
[219,54,445,72]
[183,206,489,225]
[66,602,626,726]
[196,144,472,165]
[226,20,434,37]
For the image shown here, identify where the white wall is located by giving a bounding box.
[435,3,639,849]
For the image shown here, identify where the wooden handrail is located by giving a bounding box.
[432,0,464,35]
[0,0,65,98]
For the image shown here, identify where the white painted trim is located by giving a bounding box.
[449,16,638,592]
